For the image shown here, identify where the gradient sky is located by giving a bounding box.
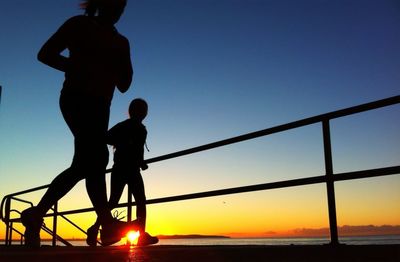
[1,0,399,240]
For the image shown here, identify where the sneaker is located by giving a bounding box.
[137,232,159,246]
[21,207,43,248]
[100,227,121,246]
[100,219,139,246]
[86,224,99,247]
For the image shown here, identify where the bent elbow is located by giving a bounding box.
[37,49,46,63]
[117,73,133,93]
[117,83,130,93]
[37,46,52,65]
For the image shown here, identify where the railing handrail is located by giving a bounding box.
[1,94,399,245]
[143,95,400,164]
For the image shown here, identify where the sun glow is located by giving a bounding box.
[127,230,140,245]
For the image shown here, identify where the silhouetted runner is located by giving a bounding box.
[86,98,159,246]
[21,0,136,247]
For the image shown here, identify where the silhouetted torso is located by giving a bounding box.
[59,15,130,102]
[107,118,147,168]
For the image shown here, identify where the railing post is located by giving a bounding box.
[322,120,339,245]
[9,222,13,246]
[52,201,58,247]
[4,197,11,246]
[127,187,132,223]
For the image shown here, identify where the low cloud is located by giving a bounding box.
[225,225,400,238]
[289,225,400,237]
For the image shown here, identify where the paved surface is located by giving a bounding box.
[0,245,399,262]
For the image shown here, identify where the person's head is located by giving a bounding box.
[80,0,127,25]
[129,98,148,121]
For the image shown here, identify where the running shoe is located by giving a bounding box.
[100,219,139,246]
[86,224,99,247]
[21,207,43,248]
[137,232,159,246]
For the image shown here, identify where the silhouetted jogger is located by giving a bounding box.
[86,98,159,246]
[21,0,136,247]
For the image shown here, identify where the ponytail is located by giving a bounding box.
[79,0,127,17]
[80,0,101,17]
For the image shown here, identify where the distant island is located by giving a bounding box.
[157,234,230,239]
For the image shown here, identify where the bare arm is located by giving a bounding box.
[115,37,133,93]
[37,20,71,72]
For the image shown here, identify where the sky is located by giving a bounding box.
[0,0,399,241]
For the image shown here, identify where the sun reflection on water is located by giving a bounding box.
[127,245,137,262]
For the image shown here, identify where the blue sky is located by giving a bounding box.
[0,0,399,237]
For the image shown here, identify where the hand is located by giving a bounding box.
[141,163,148,171]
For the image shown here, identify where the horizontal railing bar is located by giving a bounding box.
[39,165,399,218]
[334,166,400,182]
[143,95,400,164]
[146,176,326,204]
[121,166,400,206]
[10,197,34,206]
[2,185,50,200]
[38,175,325,217]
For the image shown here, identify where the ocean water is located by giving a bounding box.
[11,235,398,247]
[159,235,400,246]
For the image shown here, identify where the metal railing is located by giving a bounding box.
[1,95,399,246]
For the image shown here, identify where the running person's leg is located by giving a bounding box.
[22,93,95,247]
[22,93,137,247]
[129,170,158,246]
[68,95,139,245]
[86,166,126,246]
[108,166,127,208]
[129,170,146,232]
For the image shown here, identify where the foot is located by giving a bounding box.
[137,232,159,246]
[86,224,99,247]
[21,207,43,248]
[100,219,139,246]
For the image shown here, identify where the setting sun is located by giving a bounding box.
[127,231,140,245]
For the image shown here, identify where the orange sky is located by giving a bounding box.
[1,176,399,241]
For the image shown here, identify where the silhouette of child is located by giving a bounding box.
[87,98,158,246]
[21,0,137,247]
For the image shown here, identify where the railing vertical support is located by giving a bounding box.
[4,197,11,246]
[52,202,58,247]
[127,187,132,223]
[9,223,14,246]
[322,120,339,245]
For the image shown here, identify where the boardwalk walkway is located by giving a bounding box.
[0,245,399,262]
